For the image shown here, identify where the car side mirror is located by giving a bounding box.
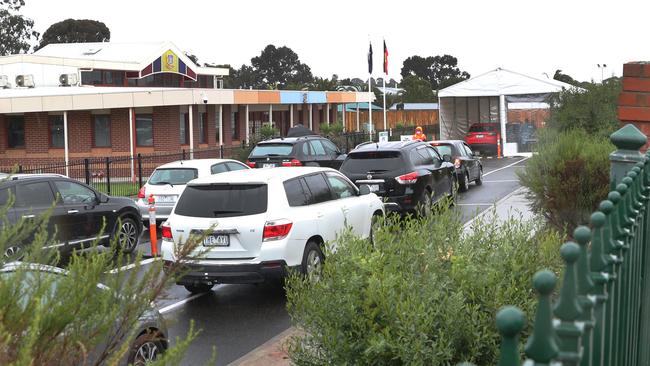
[359,185,371,196]
[98,193,109,204]
[442,154,452,163]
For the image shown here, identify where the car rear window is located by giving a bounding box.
[341,151,404,172]
[174,184,268,218]
[148,168,198,185]
[250,143,294,157]
[469,125,497,132]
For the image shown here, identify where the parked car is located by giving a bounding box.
[430,140,483,192]
[246,136,346,169]
[465,123,500,156]
[0,174,142,258]
[136,159,249,225]
[339,140,456,215]
[160,167,384,294]
[0,261,168,365]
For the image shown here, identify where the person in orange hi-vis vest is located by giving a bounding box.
[412,126,427,141]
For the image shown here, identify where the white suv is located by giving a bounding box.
[135,159,249,225]
[160,167,384,294]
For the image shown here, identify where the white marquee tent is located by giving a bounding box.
[438,68,577,156]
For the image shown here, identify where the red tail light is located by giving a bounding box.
[161,223,172,240]
[137,186,146,199]
[282,159,302,167]
[396,172,419,185]
[454,158,461,169]
[263,219,293,241]
[246,160,256,168]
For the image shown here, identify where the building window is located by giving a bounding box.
[81,70,124,86]
[232,111,239,140]
[93,115,111,147]
[49,115,64,148]
[136,114,153,146]
[215,108,221,143]
[199,112,208,144]
[179,113,189,145]
[7,116,25,148]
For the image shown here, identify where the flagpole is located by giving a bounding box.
[368,76,373,142]
[382,76,387,132]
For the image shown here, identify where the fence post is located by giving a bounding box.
[524,270,559,365]
[182,149,186,161]
[83,159,90,185]
[589,211,611,366]
[137,153,143,188]
[105,156,111,195]
[609,124,647,190]
[573,226,596,366]
[553,242,584,365]
[496,306,525,366]
[18,164,23,173]
[638,152,650,366]
[220,144,224,159]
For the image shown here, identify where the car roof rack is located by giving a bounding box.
[10,173,67,180]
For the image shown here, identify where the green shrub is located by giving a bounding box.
[285,210,562,365]
[261,124,279,140]
[518,129,612,235]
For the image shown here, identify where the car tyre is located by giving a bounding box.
[128,332,166,366]
[475,167,483,186]
[116,216,140,254]
[4,245,23,260]
[418,189,434,217]
[301,241,324,279]
[459,171,470,192]
[369,212,383,245]
[184,283,214,294]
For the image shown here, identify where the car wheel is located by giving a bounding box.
[475,167,483,185]
[184,283,214,294]
[459,171,470,192]
[4,245,23,260]
[116,216,139,254]
[369,212,383,245]
[418,189,434,217]
[301,241,324,279]
[128,332,165,366]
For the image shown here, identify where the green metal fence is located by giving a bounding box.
[496,124,650,366]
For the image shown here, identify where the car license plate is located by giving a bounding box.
[155,195,177,203]
[262,163,276,168]
[368,184,380,192]
[476,134,484,138]
[203,234,230,247]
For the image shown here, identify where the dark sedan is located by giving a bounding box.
[0,174,142,258]
[430,140,483,192]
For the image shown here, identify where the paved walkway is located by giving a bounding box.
[230,187,535,366]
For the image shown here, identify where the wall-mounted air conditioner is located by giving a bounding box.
[0,75,9,89]
[15,74,35,88]
[59,73,78,87]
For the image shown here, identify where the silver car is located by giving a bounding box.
[136,159,249,225]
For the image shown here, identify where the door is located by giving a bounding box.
[324,172,366,237]
[302,173,345,245]
[423,146,451,201]
[298,141,318,166]
[320,139,343,169]
[462,143,479,180]
[308,140,331,168]
[51,180,107,245]
[13,181,69,247]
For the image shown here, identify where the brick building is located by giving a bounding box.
[0,41,369,167]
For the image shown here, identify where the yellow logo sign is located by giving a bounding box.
[162,50,179,73]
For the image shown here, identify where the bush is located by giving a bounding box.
[261,124,279,140]
[285,210,562,365]
[518,129,612,235]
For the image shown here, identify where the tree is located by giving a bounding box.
[184,52,199,66]
[399,75,436,103]
[400,54,470,90]
[0,0,39,55]
[36,19,109,50]
[250,44,313,89]
[553,69,579,86]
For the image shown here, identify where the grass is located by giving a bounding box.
[91,182,140,198]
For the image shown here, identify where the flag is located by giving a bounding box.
[383,40,388,75]
[367,42,373,74]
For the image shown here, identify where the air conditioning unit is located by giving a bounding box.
[0,75,9,89]
[59,73,78,86]
[15,74,35,88]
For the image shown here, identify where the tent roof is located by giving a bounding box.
[438,68,578,98]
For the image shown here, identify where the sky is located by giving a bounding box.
[19,0,650,84]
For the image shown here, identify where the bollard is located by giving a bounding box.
[497,134,502,158]
[148,194,158,257]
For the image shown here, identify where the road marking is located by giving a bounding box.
[456,203,495,206]
[483,156,530,177]
[481,179,520,183]
[107,257,159,274]
[159,292,208,314]
[462,186,527,230]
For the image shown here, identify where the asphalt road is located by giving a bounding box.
[128,156,529,365]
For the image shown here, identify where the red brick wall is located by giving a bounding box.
[67,111,92,153]
[153,106,181,152]
[110,109,131,153]
[24,112,49,153]
[207,105,216,146]
[312,104,321,133]
[0,114,5,154]
[222,105,233,145]
[619,62,650,149]
[237,105,246,142]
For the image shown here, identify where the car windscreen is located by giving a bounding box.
[148,168,198,185]
[469,125,497,132]
[431,144,454,157]
[250,143,294,157]
[341,151,404,173]
[174,184,268,218]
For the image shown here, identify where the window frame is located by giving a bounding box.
[6,115,25,149]
[52,180,98,205]
[92,114,111,148]
[179,113,189,145]
[325,172,358,200]
[199,112,208,144]
[302,173,334,205]
[48,115,65,149]
[135,114,154,147]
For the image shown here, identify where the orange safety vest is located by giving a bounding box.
[413,132,427,141]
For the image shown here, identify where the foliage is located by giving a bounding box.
[553,69,581,87]
[400,75,436,103]
[286,209,562,365]
[518,129,613,235]
[261,124,279,139]
[0,0,39,55]
[36,19,110,51]
[401,54,470,90]
[0,190,207,365]
[546,79,622,136]
[250,44,313,89]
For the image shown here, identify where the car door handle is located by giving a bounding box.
[22,214,35,219]
[67,209,79,214]
[342,207,350,213]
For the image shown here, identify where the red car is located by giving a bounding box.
[464,123,500,156]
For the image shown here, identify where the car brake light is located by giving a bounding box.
[454,158,461,169]
[282,159,302,167]
[246,160,256,168]
[263,219,293,241]
[137,186,146,199]
[161,223,172,240]
[395,172,419,185]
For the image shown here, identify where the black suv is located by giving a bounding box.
[246,136,346,169]
[340,141,456,215]
[0,174,142,258]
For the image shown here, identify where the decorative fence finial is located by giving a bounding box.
[525,270,559,365]
[496,306,526,366]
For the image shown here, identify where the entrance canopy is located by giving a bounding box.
[438,68,576,156]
